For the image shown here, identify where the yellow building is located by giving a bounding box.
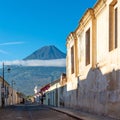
[66,0,120,119]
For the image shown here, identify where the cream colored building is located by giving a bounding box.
[8,86,19,105]
[44,73,67,107]
[44,79,60,106]
[66,0,120,119]
[0,76,22,107]
[0,76,10,107]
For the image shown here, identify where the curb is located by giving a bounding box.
[50,107,83,120]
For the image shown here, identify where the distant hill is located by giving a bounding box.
[0,45,66,95]
[4,66,66,95]
[24,45,66,60]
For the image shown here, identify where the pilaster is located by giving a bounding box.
[72,32,79,77]
[118,0,120,48]
[90,10,97,68]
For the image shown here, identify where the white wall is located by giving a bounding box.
[96,6,108,62]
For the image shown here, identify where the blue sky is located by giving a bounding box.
[0,0,96,62]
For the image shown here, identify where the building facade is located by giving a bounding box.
[0,77,10,107]
[0,76,22,107]
[66,0,120,119]
[44,79,60,106]
[43,73,67,107]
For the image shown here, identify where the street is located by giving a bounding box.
[0,104,78,120]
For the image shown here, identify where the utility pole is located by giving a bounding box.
[2,62,5,108]
[12,80,15,105]
[12,80,14,105]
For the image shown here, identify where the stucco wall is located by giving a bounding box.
[96,5,108,62]
[66,0,120,119]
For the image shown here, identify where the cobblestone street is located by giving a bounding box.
[0,104,78,120]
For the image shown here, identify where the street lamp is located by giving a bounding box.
[1,62,11,108]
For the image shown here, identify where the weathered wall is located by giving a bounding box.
[66,0,120,119]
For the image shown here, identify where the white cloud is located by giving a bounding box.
[0,42,24,46]
[0,59,66,67]
[0,49,8,54]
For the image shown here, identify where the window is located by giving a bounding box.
[109,1,118,51]
[71,46,74,74]
[85,28,90,65]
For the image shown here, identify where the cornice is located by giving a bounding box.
[94,0,107,16]
[79,9,94,27]
[67,0,107,45]
[72,32,77,40]
[76,9,94,36]
[66,32,75,42]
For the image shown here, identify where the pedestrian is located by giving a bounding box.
[41,97,43,104]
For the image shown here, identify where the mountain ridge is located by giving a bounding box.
[24,45,66,60]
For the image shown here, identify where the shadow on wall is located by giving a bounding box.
[65,68,120,119]
[46,85,67,107]
[45,68,120,119]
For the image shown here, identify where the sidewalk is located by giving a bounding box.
[49,106,116,120]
